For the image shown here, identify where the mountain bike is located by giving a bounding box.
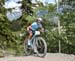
[24,31,47,57]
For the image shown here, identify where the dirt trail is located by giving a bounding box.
[0,53,75,61]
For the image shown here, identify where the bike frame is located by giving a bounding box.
[31,34,36,43]
[30,31,40,49]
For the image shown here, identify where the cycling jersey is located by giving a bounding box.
[31,22,42,31]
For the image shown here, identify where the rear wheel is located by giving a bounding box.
[35,37,47,57]
[24,38,33,56]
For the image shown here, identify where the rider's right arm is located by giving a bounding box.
[27,26,32,31]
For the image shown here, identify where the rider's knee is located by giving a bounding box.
[29,33,33,36]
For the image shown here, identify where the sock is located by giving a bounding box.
[28,39,31,45]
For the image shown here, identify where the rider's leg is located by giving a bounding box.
[28,31,32,39]
[28,31,33,45]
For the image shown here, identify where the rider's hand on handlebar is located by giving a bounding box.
[40,28,44,32]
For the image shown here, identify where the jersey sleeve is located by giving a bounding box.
[38,23,42,28]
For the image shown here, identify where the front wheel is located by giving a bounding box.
[35,37,47,57]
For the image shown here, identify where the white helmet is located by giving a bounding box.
[37,17,43,22]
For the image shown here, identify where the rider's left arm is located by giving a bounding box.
[40,28,44,32]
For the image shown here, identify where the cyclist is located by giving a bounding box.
[26,18,44,46]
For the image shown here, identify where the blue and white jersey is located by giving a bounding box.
[31,22,42,31]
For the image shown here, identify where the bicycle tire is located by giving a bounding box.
[34,37,47,57]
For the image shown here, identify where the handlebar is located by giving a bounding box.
[44,29,49,33]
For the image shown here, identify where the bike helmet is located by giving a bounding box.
[36,17,43,22]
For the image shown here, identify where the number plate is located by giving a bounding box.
[35,31,40,35]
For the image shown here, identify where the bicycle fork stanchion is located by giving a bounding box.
[33,37,38,53]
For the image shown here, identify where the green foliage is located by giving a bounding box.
[0,0,33,56]
[21,0,33,15]
[47,4,56,12]
[36,2,75,54]
[60,11,75,45]
[0,14,16,50]
[0,0,75,56]
[59,0,75,54]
